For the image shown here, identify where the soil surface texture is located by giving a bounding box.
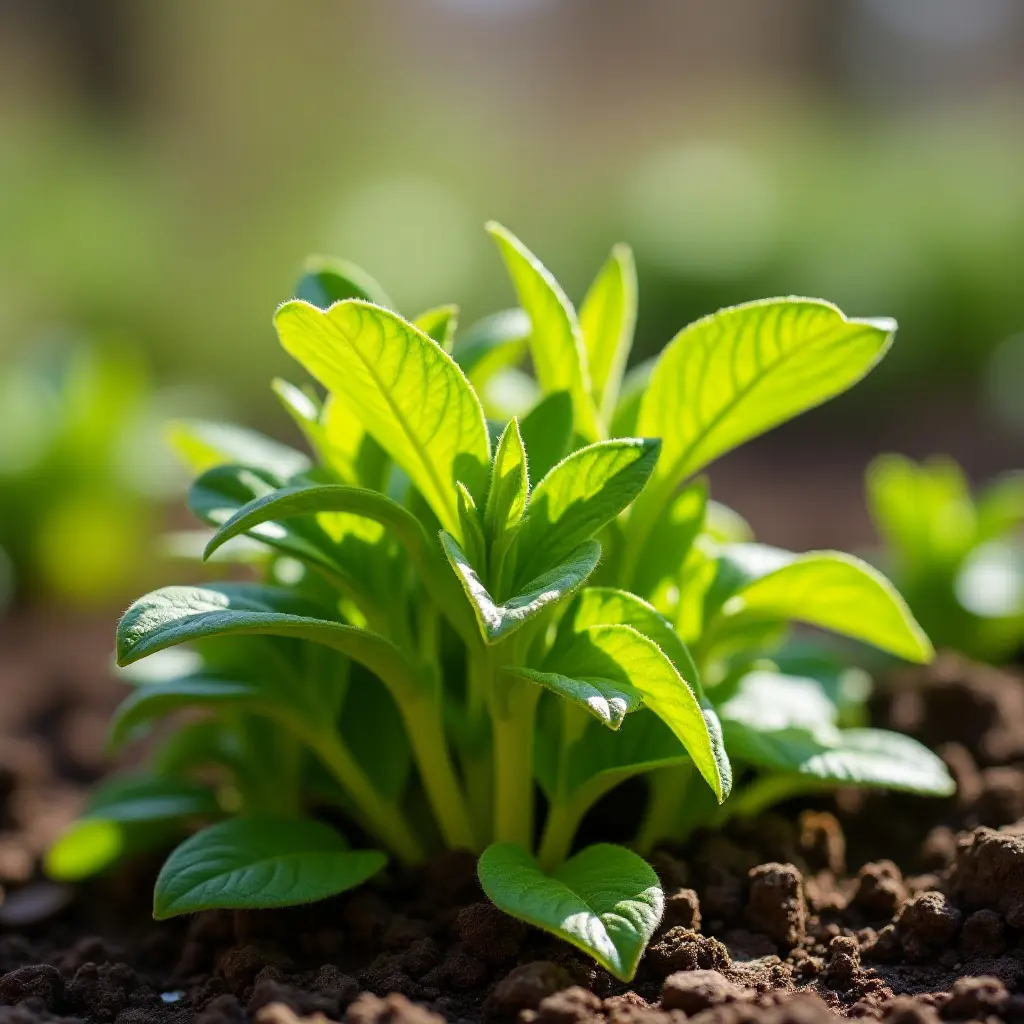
[3,622,1024,1024]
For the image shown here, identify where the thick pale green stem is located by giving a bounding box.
[635,764,695,855]
[492,677,539,849]
[309,732,427,865]
[537,702,592,870]
[400,685,479,851]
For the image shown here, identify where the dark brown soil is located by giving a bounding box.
[4,627,1024,1024]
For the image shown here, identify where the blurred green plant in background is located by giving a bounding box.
[0,343,180,607]
[866,455,1024,664]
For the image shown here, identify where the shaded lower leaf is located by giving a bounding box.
[478,841,663,982]
[153,817,386,919]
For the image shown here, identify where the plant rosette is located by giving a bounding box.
[47,225,952,981]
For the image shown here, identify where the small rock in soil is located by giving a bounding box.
[346,992,444,1024]
[662,888,701,931]
[821,935,860,990]
[942,976,1008,1019]
[661,969,747,1014]
[852,861,906,919]
[485,962,573,1019]
[798,811,846,875]
[879,996,941,1024]
[895,892,961,962]
[957,908,1006,959]
[66,961,141,1022]
[646,928,730,977]
[0,964,64,1010]
[746,863,806,948]
[526,985,602,1024]
[951,826,1024,926]
[455,902,524,964]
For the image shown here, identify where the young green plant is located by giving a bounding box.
[866,454,1024,664]
[49,226,951,981]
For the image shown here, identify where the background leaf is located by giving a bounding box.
[295,255,393,310]
[519,391,573,485]
[478,841,662,982]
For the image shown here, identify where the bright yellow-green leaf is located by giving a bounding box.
[487,223,600,440]
[579,244,637,422]
[275,300,490,535]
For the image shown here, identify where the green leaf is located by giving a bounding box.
[442,534,600,644]
[505,667,641,730]
[513,439,660,590]
[544,624,728,801]
[519,391,573,485]
[153,817,386,918]
[610,358,655,438]
[634,299,895,522]
[478,841,662,982]
[108,674,302,751]
[977,472,1024,542]
[630,480,708,602]
[167,419,310,478]
[456,482,488,573]
[116,583,423,701]
[45,775,220,882]
[414,305,459,353]
[275,299,490,534]
[712,546,933,663]
[453,308,530,389]
[866,454,976,571]
[296,255,393,310]
[579,244,637,421]
[485,419,529,538]
[487,223,600,440]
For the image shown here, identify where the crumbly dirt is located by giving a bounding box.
[4,622,1024,1024]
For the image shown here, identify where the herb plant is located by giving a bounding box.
[866,454,1024,664]
[50,226,952,981]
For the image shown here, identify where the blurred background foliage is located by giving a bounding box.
[1,0,1022,603]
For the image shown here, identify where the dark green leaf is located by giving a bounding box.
[478,842,662,981]
[153,817,386,918]
[519,391,573,485]
[296,255,393,309]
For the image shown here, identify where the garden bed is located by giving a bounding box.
[2,636,1024,1024]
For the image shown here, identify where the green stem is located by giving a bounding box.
[400,684,479,851]
[491,676,539,849]
[308,732,427,865]
[537,702,591,870]
[635,763,695,855]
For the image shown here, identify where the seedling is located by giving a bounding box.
[50,227,952,981]
[866,454,1024,664]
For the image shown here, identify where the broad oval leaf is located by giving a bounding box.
[513,439,660,590]
[442,534,600,644]
[296,255,393,310]
[478,841,663,982]
[546,625,728,801]
[487,223,600,440]
[579,244,637,421]
[714,547,933,663]
[153,817,386,918]
[275,299,490,534]
[634,299,895,522]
